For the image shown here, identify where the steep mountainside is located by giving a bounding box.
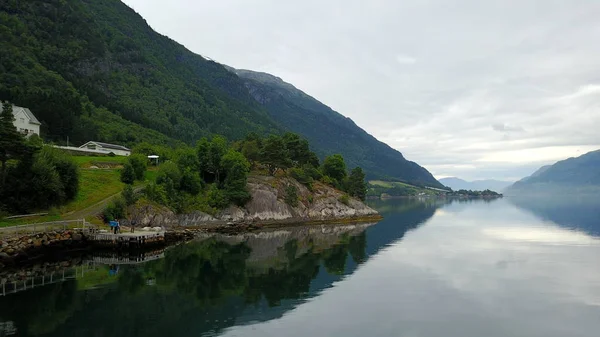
[0,0,278,144]
[439,177,513,192]
[0,0,441,187]
[229,68,442,187]
[506,150,600,195]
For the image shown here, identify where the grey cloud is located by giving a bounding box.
[492,123,525,133]
[124,0,600,180]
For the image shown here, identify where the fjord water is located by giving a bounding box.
[1,197,600,337]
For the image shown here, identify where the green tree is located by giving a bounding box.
[221,149,251,206]
[241,140,261,167]
[122,184,137,206]
[0,102,25,184]
[156,161,182,187]
[322,154,347,185]
[128,154,147,181]
[180,169,202,195]
[40,147,80,201]
[346,167,367,201]
[197,136,228,183]
[120,162,135,184]
[261,135,291,175]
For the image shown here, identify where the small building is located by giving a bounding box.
[0,104,41,136]
[78,141,131,156]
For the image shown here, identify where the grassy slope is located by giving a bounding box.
[0,156,157,226]
[368,180,438,197]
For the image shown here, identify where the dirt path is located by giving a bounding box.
[63,186,143,221]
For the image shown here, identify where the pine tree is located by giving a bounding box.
[0,102,26,184]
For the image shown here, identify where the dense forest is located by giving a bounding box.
[0,0,442,187]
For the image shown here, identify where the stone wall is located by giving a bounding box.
[0,230,86,267]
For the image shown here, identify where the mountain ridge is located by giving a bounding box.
[439,177,513,192]
[505,149,600,195]
[0,0,441,188]
[228,67,442,187]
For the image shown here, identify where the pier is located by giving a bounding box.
[89,230,165,248]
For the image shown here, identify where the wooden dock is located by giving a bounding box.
[90,230,165,248]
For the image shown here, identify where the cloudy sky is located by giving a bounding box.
[124,0,600,181]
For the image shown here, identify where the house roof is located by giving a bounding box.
[80,141,131,151]
[0,104,41,125]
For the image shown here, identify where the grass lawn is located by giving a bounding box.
[71,155,128,168]
[369,180,417,188]
[0,161,160,227]
[63,169,125,214]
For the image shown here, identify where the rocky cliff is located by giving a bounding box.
[134,175,380,227]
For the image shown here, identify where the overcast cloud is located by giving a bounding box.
[124,0,600,181]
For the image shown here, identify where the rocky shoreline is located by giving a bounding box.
[0,214,381,269]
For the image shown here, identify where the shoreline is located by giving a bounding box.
[0,215,383,269]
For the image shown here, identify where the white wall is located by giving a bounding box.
[12,110,40,136]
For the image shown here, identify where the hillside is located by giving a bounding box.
[439,177,513,192]
[0,0,441,188]
[505,150,600,195]
[229,68,443,188]
[0,0,278,145]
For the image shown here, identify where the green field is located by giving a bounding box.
[367,180,438,197]
[0,155,158,227]
[369,180,417,188]
[71,155,128,168]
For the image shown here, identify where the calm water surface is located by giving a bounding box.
[1,197,600,337]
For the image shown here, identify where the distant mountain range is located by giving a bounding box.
[439,177,513,192]
[505,149,600,195]
[0,0,442,188]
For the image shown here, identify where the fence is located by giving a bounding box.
[0,219,95,237]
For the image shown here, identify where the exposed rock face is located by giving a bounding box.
[133,176,379,227]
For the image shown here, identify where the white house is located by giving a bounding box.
[0,104,41,136]
[78,141,131,156]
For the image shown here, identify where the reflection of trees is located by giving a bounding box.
[0,281,80,336]
[0,227,369,337]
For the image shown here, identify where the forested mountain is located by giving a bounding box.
[229,68,442,187]
[0,0,441,187]
[505,150,600,195]
[439,177,513,192]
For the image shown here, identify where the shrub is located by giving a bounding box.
[144,182,167,205]
[320,175,335,186]
[120,162,135,184]
[207,184,229,209]
[338,194,350,206]
[289,167,313,190]
[103,197,126,222]
[284,184,299,207]
[122,184,137,206]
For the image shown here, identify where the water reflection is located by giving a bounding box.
[508,195,600,236]
[0,198,442,337]
[7,198,597,337]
